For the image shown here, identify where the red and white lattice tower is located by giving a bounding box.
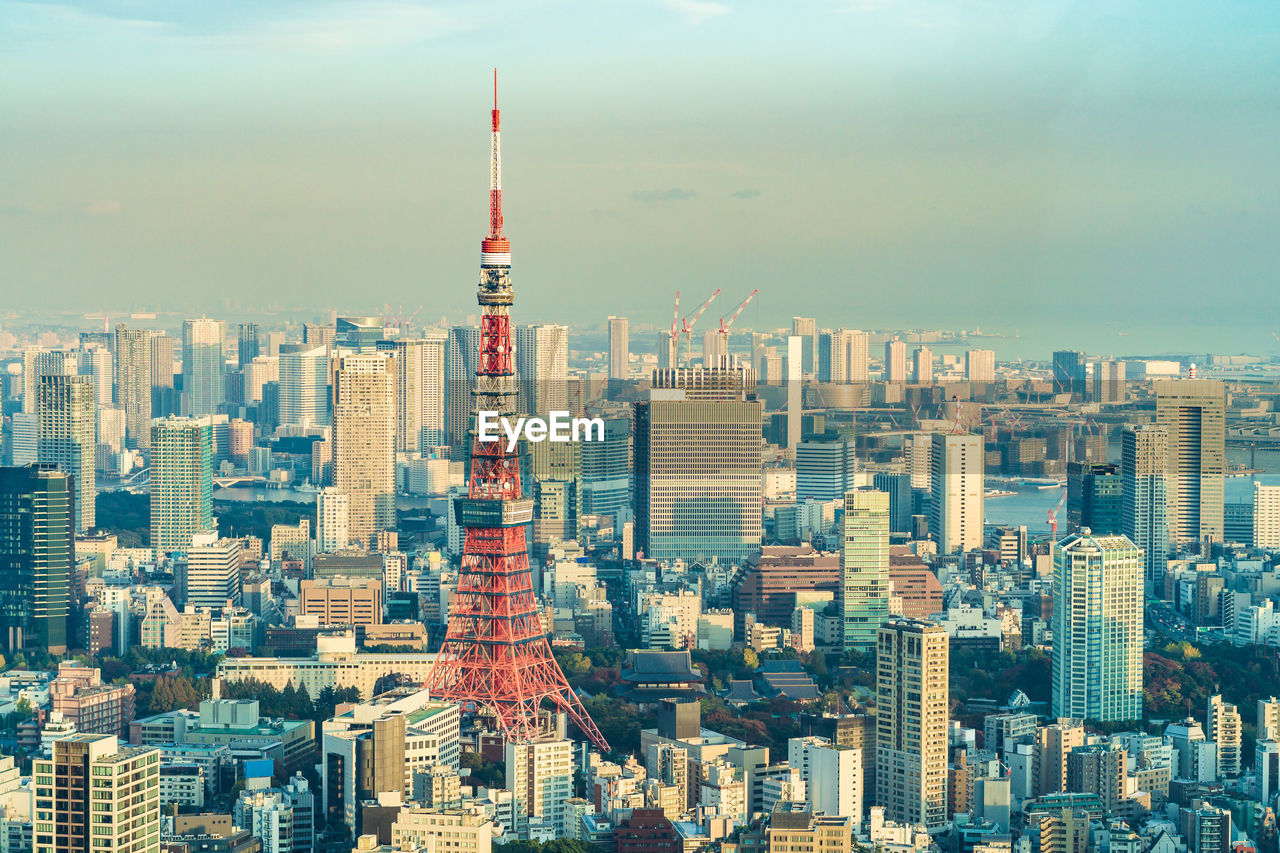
[423,72,608,751]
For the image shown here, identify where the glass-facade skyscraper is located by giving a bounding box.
[1122,424,1170,586]
[840,488,891,652]
[1051,530,1144,722]
[0,464,73,654]
[182,317,226,417]
[150,416,214,557]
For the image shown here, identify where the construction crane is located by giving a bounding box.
[664,290,681,367]
[680,288,720,367]
[1046,489,1068,538]
[716,289,759,353]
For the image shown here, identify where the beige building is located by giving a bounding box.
[300,577,383,626]
[332,352,396,547]
[37,373,97,532]
[215,634,436,699]
[388,806,494,853]
[49,662,136,740]
[1033,719,1086,796]
[876,618,949,832]
[965,349,995,383]
[930,433,984,554]
[34,734,160,853]
[1154,379,1225,546]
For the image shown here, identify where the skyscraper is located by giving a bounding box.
[1092,359,1126,403]
[22,346,74,414]
[77,343,114,408]
[34,734,161,853]
[37,374,96,532]
[378,336,446,452]
[608,315,630,381]
[1155,379,1226,547]
[580,415,631,519]
[913,346,933,384]
[1256,484,1280,551]
[1207,694,1242,778]
[279,343,331,428]
[792,317,817,376]
[965,349,995,383]
[1052,350,1086,396]
[1122,424,1169,586]
[796,434,857,501]
[877,618,949,831]
[446,325,481,450]
[316,488,351,553]
[150,416,214,557]
[113,325,153,450]
[332,352,396,547]
[238,322,260,368]
[1051,530,1143,722]
[1066,462,1121,536]
[151,331,178,418]
[840,489,891,652]
[929,433,984,554]
[182,318,226,417]
[819,329,871,383]
[883,337,907,383]
[634,365,763,563]
[516,324,568,417]
[0,464,73,654]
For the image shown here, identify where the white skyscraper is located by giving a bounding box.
[608,315,630,381]
[506,736,573,841]
[929,433,984,554]
[316,488,351,553]
[332,352,395,547]
[1051,531,1144,722]
[516,324,568,417]
[883,337,907,383]
[182,318,226,417]
[966,349,995,382]
[279,344,331,428]
[37,374,97,532]
[379,336,446,452]
[1257,484,1280,551]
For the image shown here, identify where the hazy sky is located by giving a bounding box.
[2,1,1278,347]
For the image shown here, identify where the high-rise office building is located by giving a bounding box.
[1093,359,1126,403]
[792,317,817,376]
[580,415,631,519]
[1256,484,1280,551]
[0,465,73,654]
[883,337,907,383]
[179,534,243,610]
[703,328,728,369]
[876,618,949,831]
[913,346,933,384]
[446,325,481,450]
[609,316,630,381]
[150,417,214,557]
[1052,350,1086,396]
[965,349,995,383]
[113,325,153,450]
[1051,531,1143,722]
[1066,462,1121,536]
[150,332,178,418]
[377,336,446,452]
[796,434,857,501]
[516,324,568,417]
[182,318,226,417]
[634,366,762,563]
[929,433,984,554]
[303,322,336,350]
[22,347,74,414]
[37,374,96,532]
[279,343,331,428]
[873,471,913,534]
[33,734,160,853]
[1155,379,1226,547]
[1122,424,1170,586]
[77,343,114,408]
[840,489,891,652]
[332,352,396,547]
[244,355,279,405]
[238,322,260,368]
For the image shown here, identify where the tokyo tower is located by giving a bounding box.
[423,72,609,751]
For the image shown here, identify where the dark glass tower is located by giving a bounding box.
[0,464,73,654]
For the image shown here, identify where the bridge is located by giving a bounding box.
[213,475,268,488]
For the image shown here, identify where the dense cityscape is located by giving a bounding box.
[4,7,1280,853]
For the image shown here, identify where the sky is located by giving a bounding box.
[2,1,1278,354]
